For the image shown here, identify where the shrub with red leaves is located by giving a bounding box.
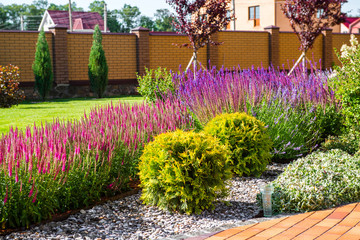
[0,65,25,108]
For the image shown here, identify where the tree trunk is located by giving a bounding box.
[193,51,198,79]
[302,50,307,75]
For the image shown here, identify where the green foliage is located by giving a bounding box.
[321,134,359,155]
[0,144,133,228]
[32,29,53,101]
[204,112,272,177]
[137,67,175,102]
[267,149,360,213]
[0,64,25,108]
[88,25,108,98]
[118,4,141,32]
[332,35,360,135]
[154,9,176,32]
[139,130,232,215]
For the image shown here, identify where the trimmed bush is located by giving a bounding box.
[139,130,232,215]
[268,149,360,213]
[32,29,53,101]
[88,25,108,98]
[137,67,175,102]
[0,64,25,108]
[204,112,272,177]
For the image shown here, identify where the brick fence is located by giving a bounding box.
[0,26,358,98]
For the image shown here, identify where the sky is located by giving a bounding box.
[0,0,359,18]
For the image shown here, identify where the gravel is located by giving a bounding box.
[4,163,287,240]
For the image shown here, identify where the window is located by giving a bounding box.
[249,6,260,26]
[317,9,327,19]
[226,10,231,30]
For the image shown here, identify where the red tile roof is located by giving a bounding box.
[343,17,360,29]
[47,10,104,31]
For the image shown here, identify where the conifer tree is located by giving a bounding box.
[32,29,53,100]
[88,25,108,98]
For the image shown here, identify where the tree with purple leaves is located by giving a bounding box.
[281,0,347,74]
[166,0,233,73]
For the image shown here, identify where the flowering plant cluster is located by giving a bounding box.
[0,99,193,228]
[166,65,340,160]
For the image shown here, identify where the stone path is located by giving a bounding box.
[188,202,360,240]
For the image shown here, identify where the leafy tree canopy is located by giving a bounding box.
[281,0,347,52]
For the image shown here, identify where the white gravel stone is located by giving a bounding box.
[4,163,287,240]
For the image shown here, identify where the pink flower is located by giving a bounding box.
[32,189,38,203]
[4,186,8,204]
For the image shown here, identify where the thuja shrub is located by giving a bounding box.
[204,112,272,177]
[0,99,193,228]
[32,29,53,101]
[88,25,108,98]
[267,149,360,213]
[0,64,25,108]
[139,130,232,215]
[137,67,175,102]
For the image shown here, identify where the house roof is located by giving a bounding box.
[342,17,360,29]
[47,10,105,31]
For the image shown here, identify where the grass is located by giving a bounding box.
[0,96,144,135]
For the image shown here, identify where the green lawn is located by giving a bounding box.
[0,96,144,135]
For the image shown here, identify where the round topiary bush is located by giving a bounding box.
[269,149,360,213]
[204,112,272,177]
[139,130,232,215]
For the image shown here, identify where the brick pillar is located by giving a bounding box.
[322,28,333,70]
[264,25,280,68]
[208,32,219,68]
[49,25,69,85]
[131,27,150,76]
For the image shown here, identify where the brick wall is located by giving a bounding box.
[0,31,53,83]
[0,28,357,97]
[149,33,207,71]
[279,32,323,69]
[67,32,137,82]
[216,31,269,68]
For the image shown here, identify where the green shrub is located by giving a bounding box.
[268,149,360,213]
[321,134,359,155]
[88,25,108,98]
[137,67,175,102]
[0,64,25,108]
[204,112,272,177]
[139,130,232,215]
[331,35,360,135]
[32,29,53,101]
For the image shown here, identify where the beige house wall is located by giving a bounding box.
[234,0,275,31]
[232,0,341,32]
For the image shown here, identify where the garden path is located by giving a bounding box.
[187,202,360,240]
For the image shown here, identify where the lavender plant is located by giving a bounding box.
[167,65,340,160]
[0,99,193,228]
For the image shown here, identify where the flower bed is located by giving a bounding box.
[0,99,193,228]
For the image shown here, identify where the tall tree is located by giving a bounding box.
[48,2,84,11]
[139,15,156,31]
[119,4,141,32]
[88,25,108,98]
[166,0,233,73]
[281,0,347,74]
[32,29,53,101]
[88,0,122,32]
[154,9,175,32]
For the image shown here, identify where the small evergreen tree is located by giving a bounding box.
[32,29,53,100]
[88,25,108,98]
